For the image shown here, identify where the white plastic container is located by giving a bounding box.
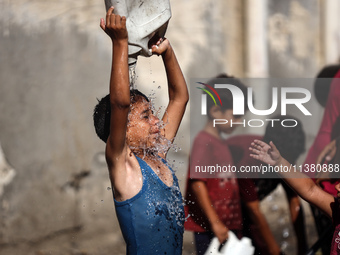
[104,0,171,65]
[204,232,255,255]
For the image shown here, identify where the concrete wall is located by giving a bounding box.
[0,0,339,254]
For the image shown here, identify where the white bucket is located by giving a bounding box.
[104,0,171,65]
[204,232,255,255]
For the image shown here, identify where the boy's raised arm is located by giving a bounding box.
[100,7,130,170]
[250,140,334,217]
[152,39,189,148]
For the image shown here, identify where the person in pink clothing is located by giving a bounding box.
[304,65,340,194]
[303,65,340,254]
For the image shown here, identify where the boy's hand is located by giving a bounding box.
[250,140,282,166]
[211,221,229,244]
[100,7,128,42]
[150,37,171,56]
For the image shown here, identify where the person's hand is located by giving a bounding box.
[211,221,229,244]
[100,7,128,42]
[250,140,282,166]
[150,37,171,56]
[316,139,337,165]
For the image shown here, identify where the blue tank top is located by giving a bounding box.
[114,156,184,255]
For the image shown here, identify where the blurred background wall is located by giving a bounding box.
[0,0,339,254]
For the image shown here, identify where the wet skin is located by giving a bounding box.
[126,98,174,188]
[126,98,161,152]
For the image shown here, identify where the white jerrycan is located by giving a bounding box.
[204,232,254,255]
[104,0,171,65]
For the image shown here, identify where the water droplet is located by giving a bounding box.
[278,217,285,225]
[107,187,112,191]
[158,86,161,89]
[282,228,289,238]
[271,204,278,211]
[281,241,288,250]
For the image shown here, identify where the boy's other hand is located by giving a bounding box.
[100,7,128,42]
[249,140,282,166]
[211,221,229,244]
[150,37,170,56]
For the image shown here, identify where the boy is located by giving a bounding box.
[184,74,247,254]
[93,7,189,254]
[250,138,340,254]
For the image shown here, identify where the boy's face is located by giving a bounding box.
[126,97,160,151]
[214,108,242,134]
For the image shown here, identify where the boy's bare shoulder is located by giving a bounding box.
[107,148,144,201]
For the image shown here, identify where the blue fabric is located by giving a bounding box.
[114,155,185,255]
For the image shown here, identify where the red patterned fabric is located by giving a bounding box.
[184,131,242,232]
[331,199,340,254]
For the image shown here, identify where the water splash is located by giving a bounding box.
[127,95,182,161]
[129,63,137,89]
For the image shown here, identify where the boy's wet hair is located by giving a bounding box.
[93,89,149,143]
[205,73,248,119]
[263,115,305,164]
